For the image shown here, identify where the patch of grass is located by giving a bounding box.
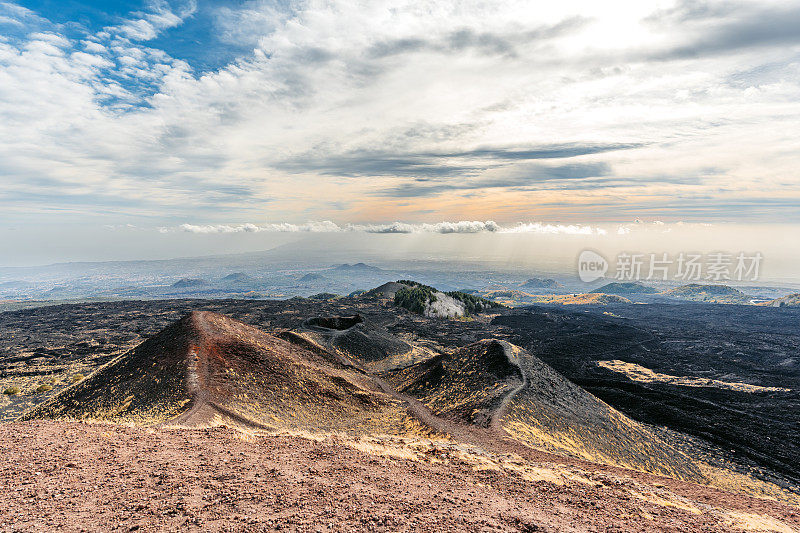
[71,373,85,383]
[35,384,53,393]
[3,386,20,396]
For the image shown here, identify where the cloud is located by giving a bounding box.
[276,144,638,179]
[356,220,500,234]
[501,222,606,235]
[367,17,588,59]
[648,1,800,59]
[175,220,615,235]
[0,0,799,230]
[382,162,611,197]
[179,221,342,234]
[111,1,197,42]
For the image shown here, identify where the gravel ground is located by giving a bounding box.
[0,421,798,532]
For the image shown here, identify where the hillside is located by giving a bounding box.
[362,281,409,298]
[393,281,502,318]
[299,314,414,371]
[590,282,658,295]
[220,272,253,284]
[526,293,632,305]
[170,278,207,289]
[386,340,524,426]
[6,298,798,510]
[520,278,564,290]
[333,263,382,273]
[385,339,704,482]
[759,293,800,307]
[23,311,410,434]
[17,308,713,486]
[664,284,752,304]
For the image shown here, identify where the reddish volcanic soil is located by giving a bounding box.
[1,421,798,532]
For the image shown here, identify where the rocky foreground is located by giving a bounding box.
[1,421,798,532]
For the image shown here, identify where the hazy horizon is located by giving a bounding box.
[2,221,799,287]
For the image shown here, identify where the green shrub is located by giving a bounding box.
[397,279,426,288]
[309,292,339,300]
[71,374,85,383]
[35,384,53,393]
[394,285,437,315]
[3,386,19,395]
[394,281,504,316]
[446,291,504,315]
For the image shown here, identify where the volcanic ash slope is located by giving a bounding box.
[384,339,705,483]
[22,311,412,434]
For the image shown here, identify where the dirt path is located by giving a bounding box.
[164,313,273,430]
[489,341,528,433]
[166,345,208,427]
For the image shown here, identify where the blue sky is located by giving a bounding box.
[0,0,799,263]
[18,0,253,70]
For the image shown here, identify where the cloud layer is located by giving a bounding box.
[1,0,799,231]
[176,220,610,235]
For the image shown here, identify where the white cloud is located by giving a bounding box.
[82,40,107,54]
[0,0,799,228]
[500,222,604,235]
[176,220,612,235]
[112,1,196,42]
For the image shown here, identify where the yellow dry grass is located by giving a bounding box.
[723,511,799,533]
[629,489,702,515]
[597,360,791,393]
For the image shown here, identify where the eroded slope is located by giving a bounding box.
[23,311,412,434]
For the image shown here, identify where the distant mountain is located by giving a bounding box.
[171,278,208,289]
[590,282,657,295]
[298,273,327,282]
[663,284,751,304]
[520,278,564,290]
[759,293,800,307]
[333,263,382,273]
[220,273,253,284]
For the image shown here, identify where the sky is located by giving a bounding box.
[0,0,799,265]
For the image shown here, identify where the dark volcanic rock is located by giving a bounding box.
[492,304,800,490]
